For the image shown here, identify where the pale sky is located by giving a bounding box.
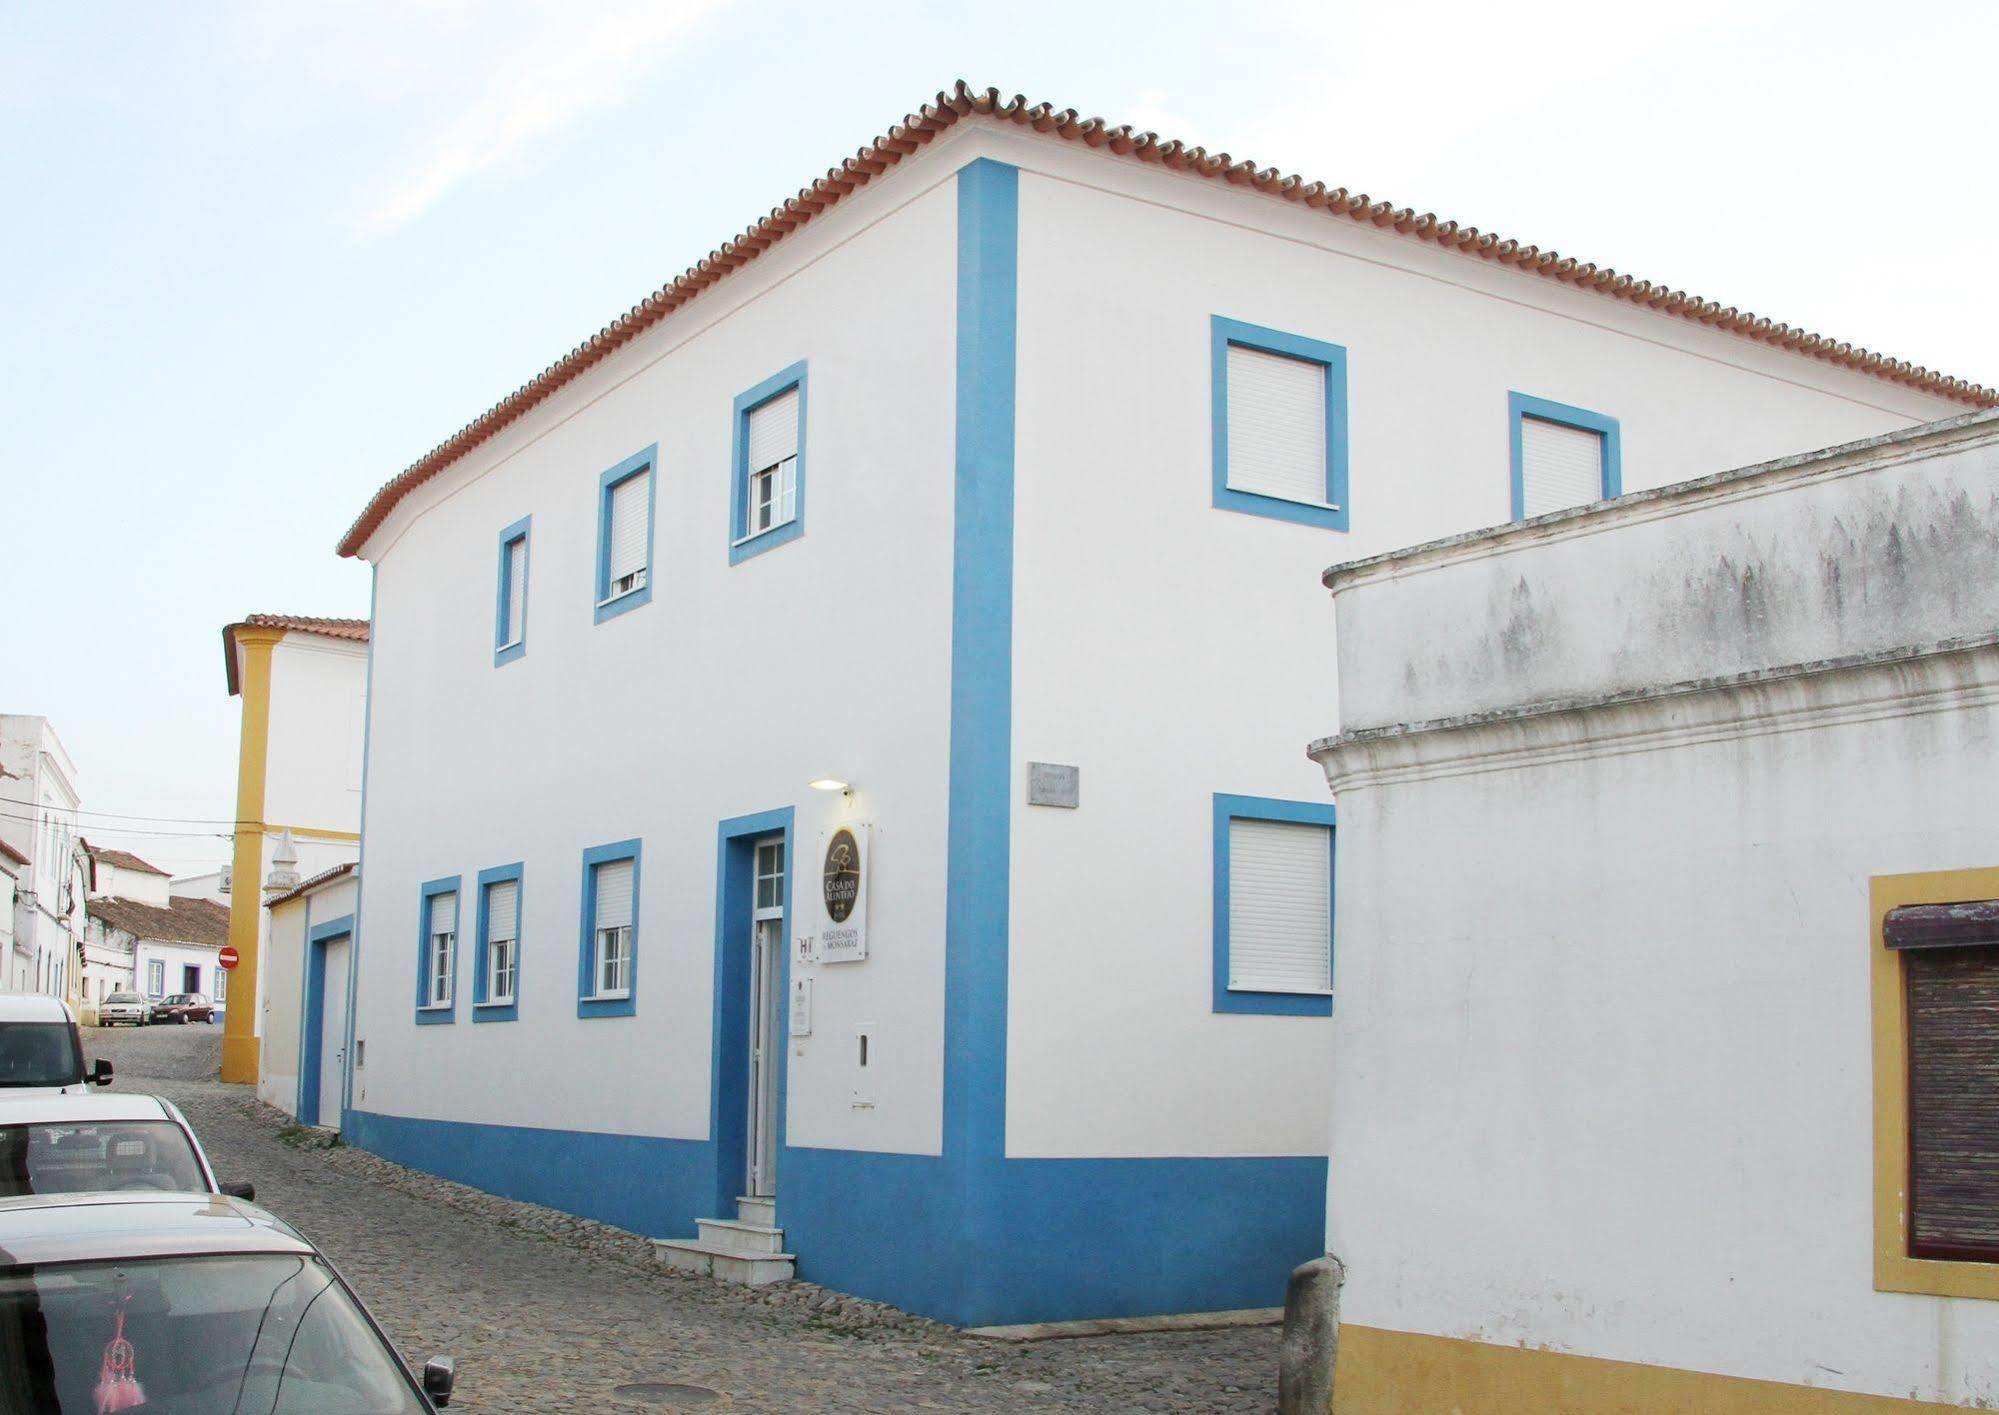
[2,0,1993,873]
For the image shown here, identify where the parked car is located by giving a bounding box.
[148,992,216,1024]
[0,1191,456,1409]
[96,991,150,1027]
[0,1092,254,1199]
[0,994,112,1096]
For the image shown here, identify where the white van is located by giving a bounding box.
[0,994,113,1097]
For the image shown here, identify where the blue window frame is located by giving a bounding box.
[472,862,523,1022]
[577,839,641,1018]
[1212,794,1336,1016]
[594,445,657,624]
[1210,316,1349,530]
[494,515,531,665]
[1508,392,1622,522]
[729,360,808,564]
[414,875,460,1024]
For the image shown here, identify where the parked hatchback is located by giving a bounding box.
[149,992,216,1024]
[0,993,113,1096]
[0,1191,456,1410]
[97,991,150,1027]
[0,1092,254,1200]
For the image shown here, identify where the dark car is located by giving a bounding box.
[148,993,216,1025]
[0,1192,457,1410]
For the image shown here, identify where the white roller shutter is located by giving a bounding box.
[504,538,527,643]
[1228,819,1331,994]
[1226,345,1329,505]
[487,879,518,942]
[1519,416,1605,518]
[606,471,650,588]
[747,388,799,473]
[595,859,634,931]
[429,891,457,936]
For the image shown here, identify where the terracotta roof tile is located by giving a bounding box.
[264,860,357,909]
[336,81,1998,559]
[222,614,370,695]
[85,846,169,877]
[86,895,231,949]
[0,839,27,870]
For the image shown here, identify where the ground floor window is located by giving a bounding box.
[1212,794,1337,1016]
[145,959,165,997]
[578,841,640,1018]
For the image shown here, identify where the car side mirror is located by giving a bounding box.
[422,1356,456,1407]
[89,1059,113,1086]
[220,1180,256,1201]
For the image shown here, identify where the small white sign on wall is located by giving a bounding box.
[789,977,813,1037]
[794,934,818,966]
[818,821,870,963]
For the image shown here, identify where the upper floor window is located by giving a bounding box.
[578,840,640,1018]
[495,517,531,666]
[1211,316,1349,531]
[595,446,657,623]
[1509,393,1622,520]
[416,878,458,1023]
[1213,794,1336,1016]
[730,362,808,563]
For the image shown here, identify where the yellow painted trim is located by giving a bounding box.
[1870,866,1999,1301]
[220,631,282,1085]
[263,825,361,843]
[1335,1325,1968,1413]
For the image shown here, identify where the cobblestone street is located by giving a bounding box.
[81,1025,1278,1413]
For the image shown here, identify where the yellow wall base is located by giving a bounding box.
[1335,1326,1965,1414]
[219,1034,262,1086]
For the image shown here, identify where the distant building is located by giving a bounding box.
[0,715,85,999]
[218,615,368,1083]
[168,869,229,905]
[328,86,1990,1327]
[83,842,233,1011]
[1309,412,1999,1409]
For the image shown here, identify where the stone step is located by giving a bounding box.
[651,1238,795,1287]
[736,1195,776,1227]
[696,1217,787,1254]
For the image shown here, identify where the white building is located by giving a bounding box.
[0,714,86,1000]
[217,614,368,1085]
[262,863,358,1120]
[1309,412,1999,1409]
[83,844,232,1009]
[169,870,228,906]
[328,85,1990,1328]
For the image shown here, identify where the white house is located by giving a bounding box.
[262,862,358,1120]
[328,84,1990,1328]
[0,714,86,1000]
[83,844,232,1010]
[217,614,368,1085]
[1308,412,1999,1410]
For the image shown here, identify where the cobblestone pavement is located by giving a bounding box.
[81,1025,1278,1413]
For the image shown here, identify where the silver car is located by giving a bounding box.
[96,991,150,1027]
[0,1092,254,1200]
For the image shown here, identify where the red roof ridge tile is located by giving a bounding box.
[335,81,1998,559]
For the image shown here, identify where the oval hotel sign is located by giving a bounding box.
[823,828,861,924]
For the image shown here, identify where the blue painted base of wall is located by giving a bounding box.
[345,1109,1324,1328]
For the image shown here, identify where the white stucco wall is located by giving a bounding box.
[1312,417,1999,1403]
[999,130,1971,1160]
[351,143,964,1155]
[262,875,358,1114]
[264,636,367,834]
[136,939,223,1002]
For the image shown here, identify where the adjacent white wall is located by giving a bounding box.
[999,132,1968,1160]
[262,874,358,1114]
[353,146,965,1156]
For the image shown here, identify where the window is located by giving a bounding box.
[1509,393,1622,520]
[495,517,531,665]
[755,839,785,915]
[1212,794,1336,1016]
[1211,316,1349,530]
[145,960,164,998]
[1887,897,1999,1264]
[414,878,459,1023]
[474,864,522,1022]
[577,840,640,1018]
[730,362,808,562]
[594,446,657,623]
[213,968,226,1004]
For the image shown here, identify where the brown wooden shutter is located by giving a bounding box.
[1889,900,1999,1262]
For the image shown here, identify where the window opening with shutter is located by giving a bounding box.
[1518,415,1607,518]
[1225,344,1330,506]
[744,387,799,538]
[1227,818,1333,995]
[486,878,518,1004]
[593,858,634,998]
[603,470,650,601]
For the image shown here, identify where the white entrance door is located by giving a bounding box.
[747,838,785,1198]
[319,937,351,1131]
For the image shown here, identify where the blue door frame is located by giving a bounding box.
[298,914,355,1127]
[710,809,793,1218]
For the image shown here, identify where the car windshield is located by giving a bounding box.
[0,1021,83,1088]
[0,1253,427,1413]
[105,994,143,1005]
[0,1121,208,1197]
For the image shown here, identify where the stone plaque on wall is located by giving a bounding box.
[1026,761,1080,808]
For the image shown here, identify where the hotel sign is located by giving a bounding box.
[819,822,870,963]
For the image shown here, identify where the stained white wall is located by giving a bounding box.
[351,145,965,1156]
[1313,419,1999,1404]
[999,130,1969,1160]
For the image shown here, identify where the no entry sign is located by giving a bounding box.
[218,945,241,971]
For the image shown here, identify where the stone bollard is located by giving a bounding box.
[1278,1253,1345,1414]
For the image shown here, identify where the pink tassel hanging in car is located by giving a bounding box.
[94,1308,147,1412]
